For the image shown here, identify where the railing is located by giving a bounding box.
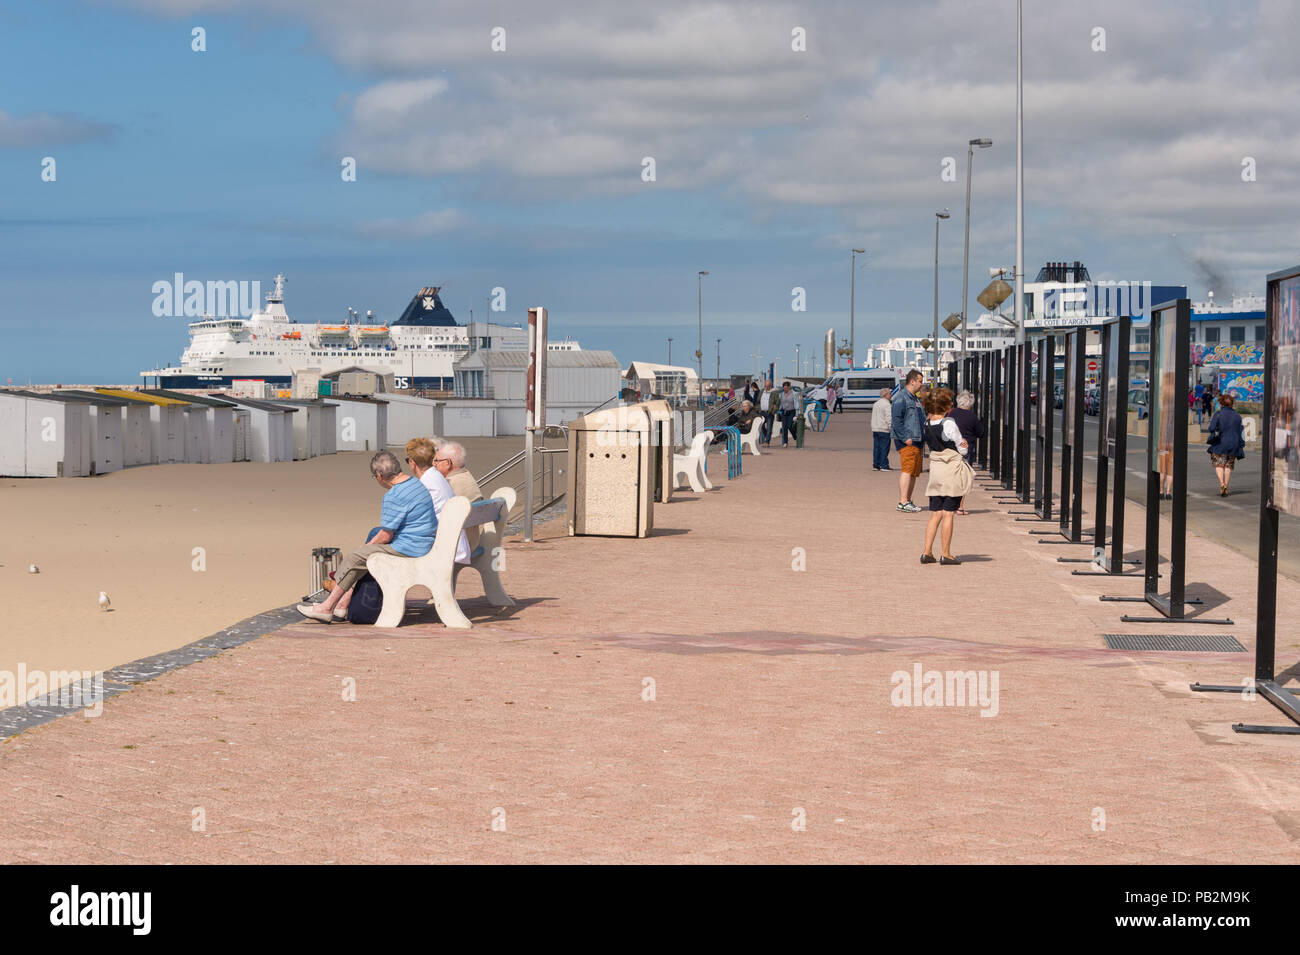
[478,427,569,521]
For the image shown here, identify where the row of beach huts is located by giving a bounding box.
[0,389,448,477]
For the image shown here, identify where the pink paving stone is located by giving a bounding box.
[2,413,1300,863]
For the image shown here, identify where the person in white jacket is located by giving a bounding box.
[871,389,893,470]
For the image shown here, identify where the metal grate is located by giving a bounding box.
[1103,633,1246,653]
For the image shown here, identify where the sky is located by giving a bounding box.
[2,0,1298,383]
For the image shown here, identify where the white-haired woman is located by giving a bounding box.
[948,389,985,515]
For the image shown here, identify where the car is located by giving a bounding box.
[1128,387,1149,419]
[806,370,900,411]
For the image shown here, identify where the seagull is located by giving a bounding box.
[29,564,38,574]
[98,592,111,612]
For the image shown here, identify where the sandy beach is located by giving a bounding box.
[0,440,525,701]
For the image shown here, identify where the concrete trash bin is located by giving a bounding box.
[565,403,655,537]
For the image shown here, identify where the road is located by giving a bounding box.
[1011,409,1300,580]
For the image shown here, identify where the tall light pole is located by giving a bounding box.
[850,249,865,369]
[1015,0,1026,344]
[933,209,950,380]
[697,271,709,403]
[961,138,993,383]
[667,336,673,365]
[795,343,801,382]
[716,337,721,383]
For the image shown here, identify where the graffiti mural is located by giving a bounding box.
[1217,369,1264,402]
[1193,342,1264,366]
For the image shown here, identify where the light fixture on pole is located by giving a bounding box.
[933,209,950,378]
[716,338,721,383]
[667,336,673,365]
[697,271,709,403]
[850,249,865,369]
[961,138,993,385]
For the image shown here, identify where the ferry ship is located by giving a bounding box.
[140,274,580,390]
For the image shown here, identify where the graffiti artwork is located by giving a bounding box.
[1193,342,1264,366]
[1217,369,1264,403]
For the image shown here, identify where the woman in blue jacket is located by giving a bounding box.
[1207,393,1246,496]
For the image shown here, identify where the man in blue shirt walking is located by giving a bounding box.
[297,450,436,623]
[890,370,926,512]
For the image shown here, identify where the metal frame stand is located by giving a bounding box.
[1191,264,1300,731]
[1102,300,1230,623]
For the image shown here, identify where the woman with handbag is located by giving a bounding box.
[919,388,972,566]
[1206,392,1245,496]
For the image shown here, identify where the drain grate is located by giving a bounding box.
[1103,633,1246,653]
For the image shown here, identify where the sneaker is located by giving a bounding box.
[296,603,333,624]
[897,502,923,513]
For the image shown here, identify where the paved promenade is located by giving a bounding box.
[4,415,1300,863]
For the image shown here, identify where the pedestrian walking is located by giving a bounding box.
[758,379,776,445]
[777,381,799,447]
[871,388,893,471]
[919,388,972,566]
[825,382,837,414]
[891,369,926,512]
[1207,392,1246,496]
[948,389,986,514]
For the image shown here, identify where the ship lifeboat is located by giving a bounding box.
[317,325,350,334]
[280,331,302,340]
[358,325,390,337]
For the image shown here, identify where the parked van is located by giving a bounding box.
[806,369,901,411]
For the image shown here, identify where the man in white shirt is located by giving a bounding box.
[871,388,893,470]
[758,380,776,446]
[404,437,471,564]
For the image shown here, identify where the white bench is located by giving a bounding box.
[740,415,763,456]
[673,430,714,492]
[366,486,516,629]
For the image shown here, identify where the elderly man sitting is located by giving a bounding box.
[717,400,760,443]
[296,450,434,624]
[433,440,483,502]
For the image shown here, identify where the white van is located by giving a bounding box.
[806,369,901,411]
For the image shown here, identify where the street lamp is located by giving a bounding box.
[697,271,709,403]
[850,249,865,369]
[716,337,721,384]
[933,209,950,380]
[1015,0,1025,344]
[667,336,673,365]
[795,343,800,382]
[961,138,993,384]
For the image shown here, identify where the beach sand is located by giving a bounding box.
[0,440,526,701]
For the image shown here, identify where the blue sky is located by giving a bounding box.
[3,0,1298,383]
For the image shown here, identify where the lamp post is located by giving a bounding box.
[715,338,721,384]
[850,249,865,369]
[1015,0,1025,344]
[697,271,709,404]
[933,209,950,380]
[795,343,800,383]
[961,138,993,385]
[667,336,673,365]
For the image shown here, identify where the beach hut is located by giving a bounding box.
[34,390,128,475]
[95,389,190,464]
[219,397,296,462]
[144,390,237,464]
[380,394,445,447]
[329,395,388,452]
[61,390,154,467]
[318,402,338,454]
[269,399,328,461]
[0,391,91,477]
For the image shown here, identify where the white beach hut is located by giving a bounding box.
[221,397,296,463]
[269,399,326,461]
[329,396,388,452]
[0,391,91,477]
[380,394,445,447]
[52,390,129,475]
